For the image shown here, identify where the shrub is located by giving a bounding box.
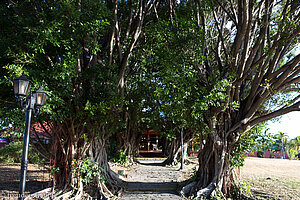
[257,151,265,158]
[269,151,274,158]
[287,149,299,160]
[111,149,129,165]
[228,181,253,199]
[71,157,106,186]
[0,141,42,164]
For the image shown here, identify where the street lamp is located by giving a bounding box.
[13,72,48,200]
[13,72,31,104]
[180,127,185,170]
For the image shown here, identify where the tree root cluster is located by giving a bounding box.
[181,177,256,200]
[27,174,123,200]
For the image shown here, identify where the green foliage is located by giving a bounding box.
[287,149,299,160]
[50,166,60,175]
[111,149,130,165]
[213,188,227,200]
[71,157,106,185]
[0,128,23,139]
[228,181,253,200]
[290,136,300,151]
[230,148,246,167]
[0,141,42,164]
[134,10,209,139]
[254,129,276,151]
[257,151,265,158]
[285,136,300,160]
[0,0,114,124]
[231,123,274,167]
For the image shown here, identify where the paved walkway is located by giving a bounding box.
[120,159,184,200]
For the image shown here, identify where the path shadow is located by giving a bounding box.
[0,164,51,194]
[123,190,180,196]
[126,181,179,194]
[0,180,51,193]
[135,160,165,166]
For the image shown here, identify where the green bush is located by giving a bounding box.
[0,141,41,164]
[269,151,274,158]
[257,151,265,158]
[228,181,253,199]
[111,149,129,165]
[287,149,299,160]
[71,157,106,186]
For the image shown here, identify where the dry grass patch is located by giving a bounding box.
[241,157,300,200]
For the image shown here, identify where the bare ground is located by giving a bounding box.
[240,157,300,200]
[0,163,51,200]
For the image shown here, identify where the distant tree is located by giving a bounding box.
[276,132,288,158]
[294,136,300,151]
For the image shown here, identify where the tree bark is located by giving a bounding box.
[50,118,88,189]
[163,128,195,166]
[163,139,180,166]
[88,136,123,193]
[118,108,140,163]
[183,127,235,197]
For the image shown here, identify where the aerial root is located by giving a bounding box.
[181,181,196,197]
[182,181,220,199]
[195,182,216,198]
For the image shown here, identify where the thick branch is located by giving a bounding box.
[249,101,300,127]
[117,0,145,89]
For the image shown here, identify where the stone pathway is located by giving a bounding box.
[120,159,184,200]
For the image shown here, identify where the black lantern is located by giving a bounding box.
[32,86,48,108]
[13,72,31,100]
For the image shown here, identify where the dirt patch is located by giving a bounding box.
[174,159,198,183]
[109,162,140,181]
[0,163,51,200]
[241,157,300,200]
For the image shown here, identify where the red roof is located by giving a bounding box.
[143,129,160,135]
[0,122,52,139]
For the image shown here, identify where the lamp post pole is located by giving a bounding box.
[13,73,48,200]
[180,127,184,170]
[18,95,34,200]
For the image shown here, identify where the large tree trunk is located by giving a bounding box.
[183,136,233,198]
[162,139,180,166]
[183,115,238,198]
[49,121,122,199]
[118,107,140,163]
[88,136,123,196]
[163,140,191,166]
[50,118,88,189]
[163,129,195,166]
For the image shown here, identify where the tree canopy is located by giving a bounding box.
[0,0,299,199]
